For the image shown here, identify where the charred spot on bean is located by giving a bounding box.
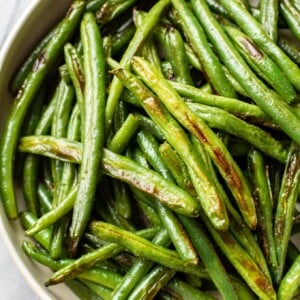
[66,3,75,18]
[213,147,242,190]
[241,38,264,61]
[32,51,47,72]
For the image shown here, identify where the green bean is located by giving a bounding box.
[95,0,138,25]
[259,0,279,41]
[82,282,112,300]
[136,129,199,264]
[224,25,296,104]
[179,216,238,300]
[69,12,106,255]
[159,142,195,196]
[134,113,164,141]
[111,62,228,231]
[20,211,52,250]
[66,279,104,300]
[229,276,257,300]
[64,43,85,121]
[165,278,215,300]
[22,107,55,216]
[278,254,300,300]
[218,0,300,92]
[170,0,236,98]
[37,182,53,214]
[189,103,287,162]
[26,185,77,236]
[278,35,300,65]
[19,135,200,219]
[105,0,170,134]
[89,221,207,278]
[10,26,56,95]
[274,143,300,283]
[0,0,85,220]
[109,22,135,56]
[51,69,75,184]
[86,0,106,12]
[155,24,194,85]
[136,130,174,182]
[280,0,300,41]
[203,216,276,300]
[191,0,300,146]
[112,229,170,300]
[248,149,278,276]
[111,179,132,220]
[131,56,255,229]
[190,135,271,281]
[127,265,176,300]
[170,80,270,123]
[45,226,159,285]
[108,113,139,153]
[20,87,45,215]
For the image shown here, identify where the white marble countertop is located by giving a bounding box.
[0,2,39,299]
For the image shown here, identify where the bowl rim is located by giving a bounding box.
[0,1,63,299]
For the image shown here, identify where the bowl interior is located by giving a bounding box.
[0,0,77,299]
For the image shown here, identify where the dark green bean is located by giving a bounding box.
[274,143,300,283]
[248,149,278,276]
[0,0,85,219]
[69,12,106,255]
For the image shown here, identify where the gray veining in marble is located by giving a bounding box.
[0,1,40,299]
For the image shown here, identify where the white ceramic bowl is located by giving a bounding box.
[0,1,78,299]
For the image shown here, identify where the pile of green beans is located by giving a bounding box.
[1,0,300,299]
